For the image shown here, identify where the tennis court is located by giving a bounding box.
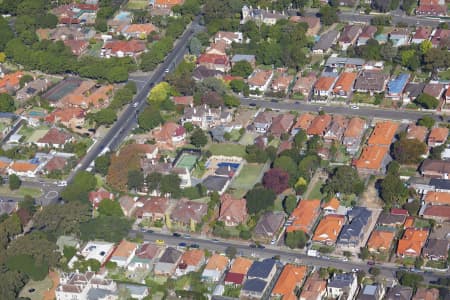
[174,153,198,170]
[43,77,82,102]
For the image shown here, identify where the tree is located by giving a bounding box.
[225,246,237,259]
[318,6,338,25]
[8,174,21,190]
[60,171,97,203]
[396,271,423,289]
[224,94,240,107]
[91,108,116,126]
[274,156,298,180]
[369,267,380,276]
[19,74,33,88]
[231,60,253,77]
[190,128,208,148]
[323,166,364,196]
[360,246,370,260]
[285,230,308,249]
[392,138,427,164]
[95,154,111,176]
[283,195,297,214]
[79,216,132,243]
[294,130,307,149]
[245,187,276,214]
[127,170,144,191]
[98,200,123,217]
[229,79,246,93]
[0,93,15,112]
[430,144,445,160]
[189,37,202,56]
[417,116,435,129]
[263,168,290,194]
[415,93,439,109]
[19,195,36,215]
[160,174,181,198]
[380,173,409,207]
[201,91,223,107]
[147,82,172,106]
[138,107,163,131]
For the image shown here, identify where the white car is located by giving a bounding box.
[270,239,277,245]
[351,105,359,110]
[132,102,138,108]
[57,180,67,187]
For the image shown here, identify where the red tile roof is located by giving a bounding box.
[314,76,336,91]
[307,114,332,136]
[103,40,146,55]
[197,53,229,65]
[218,194,248,225]
[37,128,72,146]
[333,72,357,93]
[224,272,245,285]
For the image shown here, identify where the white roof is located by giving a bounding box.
[81,241,115,263]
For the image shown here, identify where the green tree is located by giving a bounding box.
[19,74,33,88]
[229,79,246,93]
[360,246,370,260]
[225,246,237,259]
[189,37,202,56]
[0,93,15,112]
[274,156,298,180]
[90,108,116,126]
[98,199,123,217]
[293,130,307,149]
[60,171,97,203]
[231,60,253,77]
[245,187,276,214]
[285,230,308,249]
[396,271,423,289]
[95,153,111,176]
[79,216,132,243]
[323,166,364,196]
[283,195,297,214]
[190,128,208,148]
[319,6,338,25]
[415,93,439,109]
[369,267,380,276]
[430,144,445,160]
[8,174,21,190]
[224,94,240,107]
[147,82,172,106]
[19,195,36,215]
[417,116,435,129]
[380,173,409,208]
[138,107,163,131]
[392,138,427,164]
[127,170,144,191]
[160,174,181,198]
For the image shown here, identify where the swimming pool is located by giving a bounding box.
[114,11,132,21]
[217,162,240,170]
[28,111,46,117]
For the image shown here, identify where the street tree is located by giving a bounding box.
[138,107,163,130]
[285,230,308,249]
[147,82,172,106]
[8,174,21,190]
[127,170,144,191]
[417,115,435,129]
[415,93,439,109]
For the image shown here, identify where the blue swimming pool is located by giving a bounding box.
[217,162,240,170]
[28,111,46,117]
[115,11,132,21]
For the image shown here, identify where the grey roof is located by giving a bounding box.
[328,273,356,289]
[338,207,372,243]
[210,126,226,142]
[430,178,450,190]
[119,283,149,296]
[192,66,223,81]
[421,159,450,175]
[385,285,413,300]
[377,212,406,226]
[0,202,17,215]
[0,112,16,119]
[313,30,339,51]
[159,247,182,264]
[354,70,389,92]
[242,278,268,293]
[215,165,232,176]
[423,238,449,258]
[361,284,378,296]
[231,54,256,63]
[326,57,365,67]
[203,175,229,192]
[430,223,450,240]
[87,288,116,300]
[253,211,285,237]
[407,176,431,186]
[247,259,276,279]
[404,82,425,98]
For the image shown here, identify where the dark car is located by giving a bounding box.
[173,232,181,237]
[146,229,154,234]
[367,261,375,266]
[270,99,278,103]
[190,244,200,248]
[249,244,257,248]
[257,244,265,249]
[249,103,256,107]
[178,242,187,247]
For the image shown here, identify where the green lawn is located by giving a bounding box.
[126,0,149,9]
[439,69,450,80]
[414,218,433,229]
[230,163,265,190]
[306,181,324,200]
[239,132,257,145]
[0,186,42,198]
[208,143,246,157]
[399,166,418,177]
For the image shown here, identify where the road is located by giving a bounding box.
[65,16,202,187]
[131,230,448,285]
[239,97,441,122]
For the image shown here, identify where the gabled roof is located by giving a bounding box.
[313,214,345,243]
[170,200,207,224]
[271,264,307,299]
[286,199,321,233]
[377,212,406,226]
[397,228,429,256]
[197,53,229,65]
[159,247,182,264]
[367,229,395,251]
[422,239,449,260]
[112,240,138,258]
[270,113,295,135]
[44,156,67,172]
[428,127,448,143]
[242,278,267,293]
[103,40,146,54]
[224,272,246,285]
[413,27,432,40]
[322,197,340,211]
[135,243,162,260]
[292,113,315,131]
[353,145,388,171]
[424,191,450,205]
[247,259,276,278]
[368,121,399,146]
[248,69,273,87]
[218,194,247,225]
[135,197,169,217]
[423,83,444,99]
[205,254,229,271]
[307,114,332,136]
[423,205,450,220]
[45,108,85,124]
[343,117,366,139]
[9,161,38,173]
[412,288,440,300]
[253,211,285,237]
[333,72,357,93]
[339,25,362,43]
[229,257,253,275]
[300,272,326,300]
[180,249,204,266]
[406,124,428,142]
[314,76,336,91]
[420,159,450,175]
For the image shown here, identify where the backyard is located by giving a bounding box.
[230,163,265,191]
[126,0,149,9]
[19,271,58,300]
[207,143,246,157]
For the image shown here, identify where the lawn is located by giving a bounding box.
[239,132,257,145]
[414,218,433,229]
[439,69,450,80]
[126,0,149,9]
[208,143,246,157]
[230,163,265,190]
[399,166,418,177]
[306,181,324,200]
[0,186,42,198]
[19,273,54,300]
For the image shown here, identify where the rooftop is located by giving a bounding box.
[353,145,388,171]
[368,121,399,146]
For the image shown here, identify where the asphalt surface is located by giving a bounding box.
[131,230,448,284]
[239,97,440,122]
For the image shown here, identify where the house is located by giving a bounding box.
[325,57,365,69]
[385,286,413,300]
[286,199,321,234]
[292,73,317,97]
[291,113,315,135]
[176,249,205,276]
[119,284,149,300]
[192,66,224,81]
[231,54,256,68]
[270,113,295,136]
[357,26,377,46]
[406,125,428,142]
[16,78,51,101]
[312,30,340,54]
[253,211,285,241]
[423,191,450,206]
[241,6,288,25]
[134,197,169,222]
[101,40,146,58]
[322,198,340,215]
[203,175,230,195]
[430,28,450,48]
[271,264,307,299]
[412,27,433,44]
[218,193,248,227]
[154,247,182,276]
[337,206,372,248]
[377,212,406,227]
[121,23,157,39]
[110,240,138,268]
[0,201,17,216]
[118,195,137,217]
[271,74,294,94]
[428,127,448,147]
[170,200,207,229]
[289,16,321,36]
[197,53,230,73]
[313,214,345,245]
[416,0,447,16]
[403,83,425,103]
[60,81,113,109]
[307,114,332,137]
[368,121,399,147]
[172,96,193,107]
[423,83,444,100]
[358,284,385,300]
[422,238,449,261]
[332,72,357,98]
[354,70,389,94]
[387,73,410,100]
[202,254,229,282]
[44,156,68,174]
[0,71,23,94]
[389,28,411,47]
[327,272,358,300]
[214,31,244,44]
[127,243,162,271]
[55,271,116,300]
[64,40,89,56]
[151,0,185,9]
[36,128,73,149]
[80,241,115,265]
[339,25,362,50]
[240,259,277,299]
[367,228,396,253]
[224,257,253,285]
[412,288,440,300]
[253,111,275,134]
[397,228,429,257]
[343,117,367,154]
[404,216,415,229]
[420,159,450,179]
[299,271,327,300]
[422,205,450,222]
[247,69,274,95]
[354,145,389,174]
[182,104,232,130]
[88,188,114,209]
[324,115,348,143]
[45,108,85,128]
[313,76,337,98]
[152,122,186,150]
[7,161,39,177]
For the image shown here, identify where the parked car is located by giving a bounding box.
[190,244,199,248]
[156,239,165,245]
[172,232,181,237]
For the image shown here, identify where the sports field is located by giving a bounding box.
[174,153,198,170]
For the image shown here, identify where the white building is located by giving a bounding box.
[56,271,117,300]
[80,241,115,265]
